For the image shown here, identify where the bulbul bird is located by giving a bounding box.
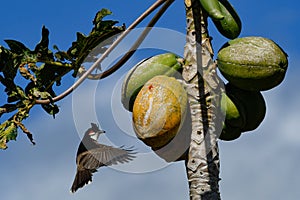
[70,123,136,193]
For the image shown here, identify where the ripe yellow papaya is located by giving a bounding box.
[132,75,187,149]
[121,53,183,111]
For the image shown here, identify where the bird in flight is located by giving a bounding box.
[70,123,136,193]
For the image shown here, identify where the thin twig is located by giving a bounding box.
[86,0,175,80]
[35,0,169,104]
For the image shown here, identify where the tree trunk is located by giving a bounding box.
[183,0,223,199]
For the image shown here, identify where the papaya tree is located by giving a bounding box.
[0,0,288,199]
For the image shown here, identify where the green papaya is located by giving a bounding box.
[217,37,288,91]
[219,122,242,141]
[212,0,241,39]
[121,53,183,111]
[226,83,266,132]
[221,92,246,128]
[199,0,224,20]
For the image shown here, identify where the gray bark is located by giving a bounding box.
[183,0,224,199]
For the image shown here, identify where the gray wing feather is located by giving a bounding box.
[78,145,136,170]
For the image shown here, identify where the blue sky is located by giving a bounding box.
[1,0,300,200]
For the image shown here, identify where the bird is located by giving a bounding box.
[70,123,136,193]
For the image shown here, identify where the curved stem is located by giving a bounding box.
[35,0,169,104]
[37,61,72,68]
[85,0,175,80]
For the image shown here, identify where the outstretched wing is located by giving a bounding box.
[77,145,136,170]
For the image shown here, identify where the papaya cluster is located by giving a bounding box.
[121,37,288,146]
[217,36,288,141]
[199,0,288,141]
[121,5,288,145]
[200,0,288,140]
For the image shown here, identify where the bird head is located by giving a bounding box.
[84,123,105,141]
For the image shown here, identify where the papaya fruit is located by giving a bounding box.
[220,91,246,128]
[132,75,187,149]
[225,83,266,132]
[212,0,241,39]
[217,37,288,91]
[219,122,242,141]
[121,53,183,111]
[199,0,224,20]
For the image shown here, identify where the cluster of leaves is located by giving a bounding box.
[0,9,124,149]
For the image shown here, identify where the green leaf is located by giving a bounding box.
[65,9,124,77]
[0,103,18,117]
[93,8,113,27]
[34,26,54,61]
[0,46,19,80]
[0,122,18,149]
[7,90,19,103]
[34,63,68,90]
[0,46,13,72]
[67,32,87,59]
[35,26,50,51]
[4,40,30,55]
[6,86,26,103]
[53,44,72,61]
[41,103,59,118]
[24,81,56,101]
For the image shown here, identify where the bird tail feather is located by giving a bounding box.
[70,169,93,193]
